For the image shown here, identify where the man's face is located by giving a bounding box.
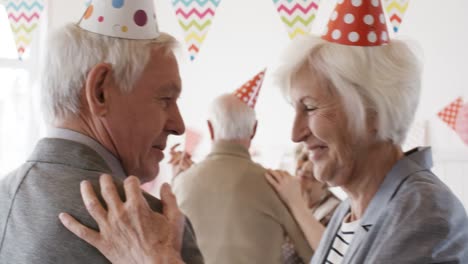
[104,47,185,183]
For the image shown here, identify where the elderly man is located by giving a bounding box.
[171,91,313,264]
[0,1,203,263]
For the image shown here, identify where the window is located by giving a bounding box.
[0,4,46,176]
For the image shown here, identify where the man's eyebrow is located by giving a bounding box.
[156,82,181,96]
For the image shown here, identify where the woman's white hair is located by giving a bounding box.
[208,93,257,140]
[41,23,178,123]
[277,36,423,145]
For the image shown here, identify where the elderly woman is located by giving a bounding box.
[263,33,468,263]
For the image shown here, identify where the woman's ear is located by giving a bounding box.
[84,63,113,117]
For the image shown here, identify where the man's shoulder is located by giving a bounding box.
[0,162,111,263]
[186,156,266,176]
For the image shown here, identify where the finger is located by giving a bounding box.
[265,172,280,190]
[160,183,184,251]
[266,169,281,183]
[99,174,122,211]
[123,176,148,208]
[277,171,291,182]
[177,152,186,166]
[59,213,101,248]
[168,152,182,164]
[80,180,106,224]
[179,158,191,169]
[160,183,182,222]
[170,143,181,154]
[182,154,193,163]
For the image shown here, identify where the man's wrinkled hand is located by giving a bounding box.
[59,174,185,264]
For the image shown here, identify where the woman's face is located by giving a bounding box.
[289,66,369,187]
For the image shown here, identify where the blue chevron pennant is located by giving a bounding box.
[5,0,44,60]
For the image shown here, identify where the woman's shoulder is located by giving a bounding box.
[385,169,467,229]
[395,170,463,210]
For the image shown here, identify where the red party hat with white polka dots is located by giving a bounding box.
[233,69,267,109]
[78,0,160,40]
[322,0,389,46]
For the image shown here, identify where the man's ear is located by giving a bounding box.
[84,63,113,117]
[207,121,215,141]
[251,121,258,140]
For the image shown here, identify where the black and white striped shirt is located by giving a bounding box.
[325,214,371,264]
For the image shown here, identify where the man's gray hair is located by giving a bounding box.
[277,36,423,145]
[208,94,257,141]
[41,23,178,123]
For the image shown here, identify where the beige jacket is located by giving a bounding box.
[173,142,313,264]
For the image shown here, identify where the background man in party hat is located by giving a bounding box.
[169,70,313,264]
[0,0,204,263]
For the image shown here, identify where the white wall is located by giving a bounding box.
[44,0,468,207]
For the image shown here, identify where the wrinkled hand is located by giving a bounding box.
[265,169,308,213]
[59,174,185,264]
[169,144,194,177]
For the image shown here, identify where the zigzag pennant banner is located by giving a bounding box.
[172,0,221,61]
[273,0,321,39]
[5,0,44,59]
[383,0,409,33]
[455,102,468,146]
[438,97,463,130]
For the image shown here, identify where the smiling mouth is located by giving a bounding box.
[307,146,328,161]
[308,146,327,151]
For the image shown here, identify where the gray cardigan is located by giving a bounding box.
[0,138,204,264]
[311,147,468,264]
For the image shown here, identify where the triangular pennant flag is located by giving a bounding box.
[383,0,409,33]
[455,103,468,146]
[172,0,221,61]
[5,0,44,60]
[322,0,389,46]
[273,0,321,39]
[233,69,267,109]
[184,128,202,156]
[437,97,463,130]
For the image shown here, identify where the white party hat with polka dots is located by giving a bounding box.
[322,0,389,46]
[78,0,160,40]
[233,69,267,109]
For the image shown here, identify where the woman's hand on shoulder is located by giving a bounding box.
[265,169,307,212]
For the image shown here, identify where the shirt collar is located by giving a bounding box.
[208,141,251,160]
[47,128,127,180]
[359,147,434,226]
